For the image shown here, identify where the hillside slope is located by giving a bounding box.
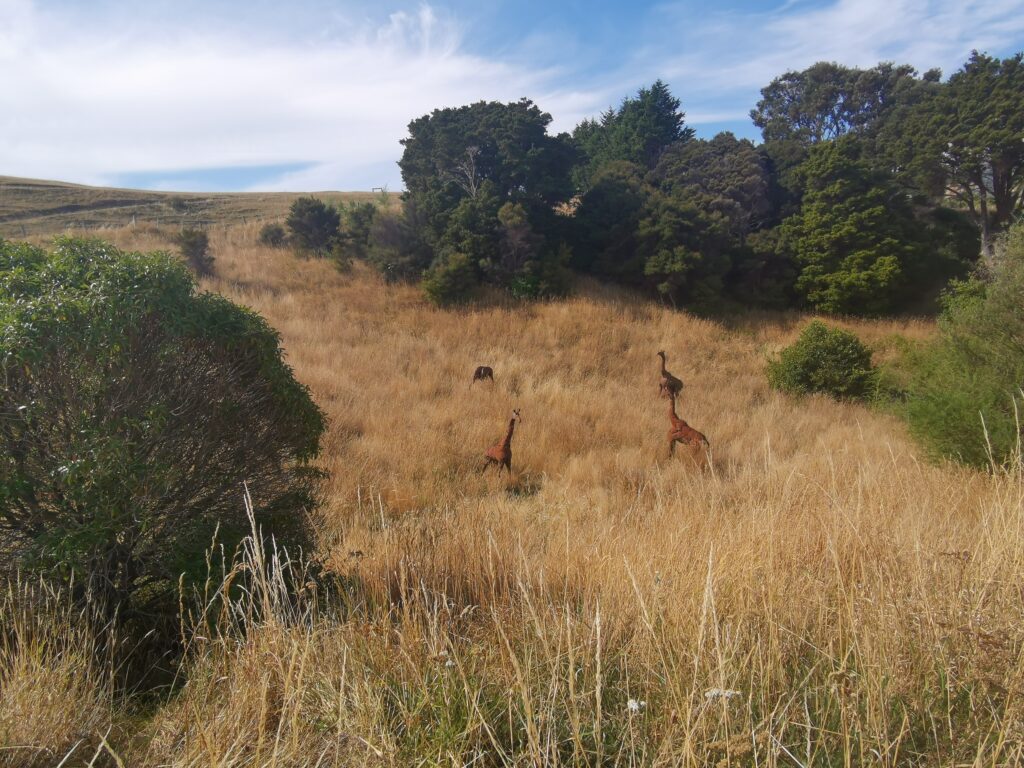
[4,221,1023,766]
[0,175,389,237]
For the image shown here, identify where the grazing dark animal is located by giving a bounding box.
[667,393,709,460]
[483,409,520,476]
[657,351,684,399]
[471,365,495,387]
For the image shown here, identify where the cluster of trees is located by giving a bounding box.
[368,99,577,302]
[262,195,385,266]
[357,51,1021,313]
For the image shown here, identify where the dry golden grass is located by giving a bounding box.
[3,222,1023,766]
[0,582,120,767]
[0,175,395,237]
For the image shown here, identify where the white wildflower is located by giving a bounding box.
[627,698,646,713]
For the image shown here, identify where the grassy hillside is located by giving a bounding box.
[0,175,391,237]
[3,219,1023,766]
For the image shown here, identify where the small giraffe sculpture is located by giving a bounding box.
[657,351,684,399]
[483,408,520,476]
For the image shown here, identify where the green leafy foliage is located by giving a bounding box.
[337,201,379,258]
[422,251,479,306]
[258,222,287,248]
[0,237,326,626]
[905,224,1024,467]
[751,61,936,146]
[780,138,935,315]
[573,133,780,309]
[728,227,799,309]
[173,228,212,276]
[650,133,772,240]
[885,52,1024,257]
[286,197,341,256]
[375,49,1017,314]
[767,321,877,399]
[399,99,575,242]
[571,161,648,277]
[394,98,576,300]
[572,80,694,189]
[636,191,731,308]
[366,204,433,283]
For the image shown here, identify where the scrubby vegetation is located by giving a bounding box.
[258,221,287,247]
[0,237,325,630]
[905,226,1024,467]
[173,227,213,275]
[767,320,877,400]
[286,196,341,256]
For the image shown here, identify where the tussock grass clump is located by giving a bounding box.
[0,581,119,767]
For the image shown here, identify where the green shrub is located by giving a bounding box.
[173,228,212,275]
[780,138,931,315]
[258,222,287,247]
[767,320,877,399]
[366,205,433,283]
[905,224,1024,467]
[286,197,340,256]
[0,237,325,627]
[338,201,378,258]
[422,252,478,306]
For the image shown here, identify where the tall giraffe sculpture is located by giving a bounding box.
[483,409,521,476]
[666,392,709,460]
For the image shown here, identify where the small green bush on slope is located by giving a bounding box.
[767,320,877,399]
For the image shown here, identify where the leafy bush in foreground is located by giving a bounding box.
[767,320,877,399]
[905,224,1024,467]
[0,238,325,625]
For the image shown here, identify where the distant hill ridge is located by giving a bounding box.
[0,175,386,237]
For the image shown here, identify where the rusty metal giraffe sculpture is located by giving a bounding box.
[483,409,520,476]
[667,392,709,461]
[657,351,684,399]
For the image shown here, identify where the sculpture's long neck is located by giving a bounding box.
[501,418,516,447]
[659,355,667,375]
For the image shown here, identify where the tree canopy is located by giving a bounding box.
[358,49,1018,314]
[890,52,1024,258]
[751,61,937,146]
[572,80,694,190]
[395,99,576,302]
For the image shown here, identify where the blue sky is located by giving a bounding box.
[2,0,1022,192]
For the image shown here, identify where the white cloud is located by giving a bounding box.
[1,0,1021,191]
[654,0,1024,97]
[0,1,600,190]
